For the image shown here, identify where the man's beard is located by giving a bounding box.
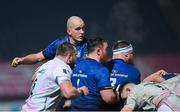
[127,59,134,65]
[69,58,76,69]
[69,62,75,69]
[100,54,109,63]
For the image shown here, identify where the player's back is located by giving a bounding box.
[105,59,141,89]
[103,59,141,111]
[71,58,111,110]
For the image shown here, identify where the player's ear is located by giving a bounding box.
[66,53,72,64]
[67,28,71,35]
[97,48,102,56]
[125,53,131,60]
[125,53,129,57]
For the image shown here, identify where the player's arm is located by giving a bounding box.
[121,106,133,112]
[11,51,45,67]
[142,69,167,83]
[11,38,59,67]
[121,92,137,112]
[98,68,117,104]
[100,88,117,104]
[60,80,88,99]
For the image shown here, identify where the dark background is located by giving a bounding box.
[0,0,180,59]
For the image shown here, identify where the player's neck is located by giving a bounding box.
[86,54,100,62]
[69,37,79,45]
[56,55,69,64]
[112,55,126,61]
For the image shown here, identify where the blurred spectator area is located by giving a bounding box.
[0,61,41,100]
[135,54,180,80]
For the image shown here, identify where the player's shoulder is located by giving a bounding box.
[56,35,69,42]
[126,66,140,78]
[76,58,108,71]
[58,61,71,70]
[51,58,71,70]
[53,60,72,77]
[107,59,127,68]
[94,62,109,74]
[131,66,140,75]
[86,58,105,68]
[123,62,140,74]
[75,59,87,66]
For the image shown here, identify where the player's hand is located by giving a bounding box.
[143,69,167,83]
[79,86,89,96]
[63,99,71,108]
[11,57,23,67]
[151,69,167,82]
[155,69,167,76]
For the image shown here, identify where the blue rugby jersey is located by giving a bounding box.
[105,59,141,88]
[42,35,87,61]
[103,59,141,110]
[71,58,112,111]
[105,59,141,89]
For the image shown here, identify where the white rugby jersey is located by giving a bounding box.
[22,57,72,111]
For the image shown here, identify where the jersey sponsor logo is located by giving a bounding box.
[63,69,67,74]
[62,68,70,74]
[73,70,87,78]
[111,73,128,77]
[110,69,128,77]
[73,74,87,78]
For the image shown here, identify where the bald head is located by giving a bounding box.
[67,16,85,29]
[66,16,85,44]
[120,83,135,99]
